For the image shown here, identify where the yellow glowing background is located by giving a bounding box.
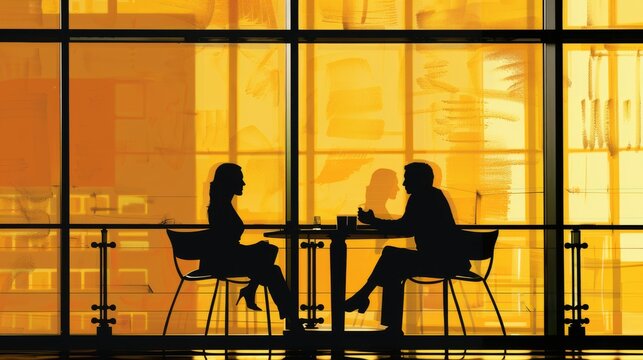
[564,44,643,334]
[299,43,543,335]
[565,0,643,28]
[5,0,643,30]
[0,1,60,28]
[300,0,542,29]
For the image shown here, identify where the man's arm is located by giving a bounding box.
[357,198,414,235]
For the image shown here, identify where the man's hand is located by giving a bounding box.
[358,207,376,224]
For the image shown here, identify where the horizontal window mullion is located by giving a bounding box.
[3,29,643,43]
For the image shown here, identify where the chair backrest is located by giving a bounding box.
[457,229,499,280]
[460,229,499,261]
[166,229,214,261]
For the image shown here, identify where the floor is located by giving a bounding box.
[1,350,643,359]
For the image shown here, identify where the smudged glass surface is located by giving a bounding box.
[299,44,543,335]
[69,43,286,224]
[564,230,643,335]
[566,0,643,28]
[299,44,543,226]
[0,230,59,334]
[0,43,60,225]
[565,44,643,225]
[300,0,542,29]
[0,1,60,28]
[69,0,285,29]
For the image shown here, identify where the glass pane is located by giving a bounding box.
[0,230,59,334]
[69,0,285,29]
[69,230,100,334]
[566,0,643,28]
[564,44,643,224]
[300,44,543,334]
[71,229,286,334]
[0,0,59,28]
[0,43,60,225]
[70,43,286,224]
[300,0,542,29]
[299,44,543,225]
[564,230,643,335]
[335,230,542,334]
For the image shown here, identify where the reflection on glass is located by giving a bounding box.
[0,1,59,28]
[70,0,285,29]
[70,43,285,224]
[300,44,542,334]
[566,0,643,28]
[565,44,643,224]
[300,0,541,29]
[0,43,60,225]
[300,44,543,226]
[413,44,543,225]
[0,230,59,334]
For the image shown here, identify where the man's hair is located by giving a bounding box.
[404,162,434,186]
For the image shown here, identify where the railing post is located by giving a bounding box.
[300,236,324,328]
[91,228,117,337]
[564,228,589,336]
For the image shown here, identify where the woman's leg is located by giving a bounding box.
[255,264,303,330]
[237,242,279,310]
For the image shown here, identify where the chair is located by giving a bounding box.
[163,229,272,337]
[404,229,505,337]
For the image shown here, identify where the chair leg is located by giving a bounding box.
[443,280,449,336]
[448,280,467,336]
[264,285,272,337]
[458,280,476,328]
[225,280,229,336]
[483,279,506,336]
[204,279,220,337]
[163,278,185,336]
[418,280,424,334]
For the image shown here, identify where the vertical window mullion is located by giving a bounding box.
[285,0,300,330]
[543,0,564,336]
[60,0,71,337]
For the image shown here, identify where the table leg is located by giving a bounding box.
[330,234,347,336]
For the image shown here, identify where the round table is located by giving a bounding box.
[264,228,409,336]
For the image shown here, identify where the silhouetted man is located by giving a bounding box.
[345,161,469,334]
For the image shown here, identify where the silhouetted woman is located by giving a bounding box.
[200,163,302,331]
[363,168,399,219]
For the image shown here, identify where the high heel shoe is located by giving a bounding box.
[345,294,370,313]
[235,285,262,311]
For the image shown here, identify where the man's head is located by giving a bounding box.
[402,162,434,194]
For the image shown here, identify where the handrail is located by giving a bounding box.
[2,223,643,230]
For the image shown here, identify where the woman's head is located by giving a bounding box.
[366,168,399,202]
[211,163,245,197]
